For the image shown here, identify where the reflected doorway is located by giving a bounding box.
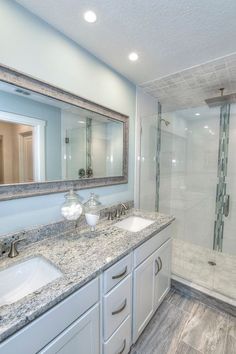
[19,131,33,182]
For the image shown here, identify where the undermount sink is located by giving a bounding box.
[0,256,62,306]
[114,216,155,232]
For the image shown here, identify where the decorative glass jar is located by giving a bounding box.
[84,193,101,231]
[61,189,83,221]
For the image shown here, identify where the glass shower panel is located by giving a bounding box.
[159,106,220,290]
[139,103,235,300]
[139,114,158,211]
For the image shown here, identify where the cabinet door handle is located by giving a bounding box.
[155,259,160,276]
[112,299,127,315]
[158,257,162,271]
[112,266,128,280]
[116,339,126,354]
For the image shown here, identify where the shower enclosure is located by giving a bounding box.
[139,102,236,303]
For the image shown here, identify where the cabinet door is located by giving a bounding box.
[39,304,99,354]
[154,239,172,310]
[133,253,155,342]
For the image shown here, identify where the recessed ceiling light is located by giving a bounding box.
[195,113,200,116]
[84,10,97,23]
[128,52,139,61]
[204,125,209,129]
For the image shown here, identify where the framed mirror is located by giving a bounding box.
[0,64,128,201]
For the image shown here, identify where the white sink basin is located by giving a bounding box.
[0,256,62,306]
[114,216,155,232]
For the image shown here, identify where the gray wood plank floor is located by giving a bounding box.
[130,289,235,354]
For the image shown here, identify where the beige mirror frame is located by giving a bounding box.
[0,64,129,201]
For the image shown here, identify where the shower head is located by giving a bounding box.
[161,118,170,126]
[205,88,236,107]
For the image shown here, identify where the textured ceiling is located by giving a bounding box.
[15,0,236,85]
[141,52,236,112]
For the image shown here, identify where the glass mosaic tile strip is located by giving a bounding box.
[213,103,230,251]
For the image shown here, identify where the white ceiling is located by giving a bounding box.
[15,0,236,85]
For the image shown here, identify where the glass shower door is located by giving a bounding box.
[139,102,236,301]
[158,106,220,292]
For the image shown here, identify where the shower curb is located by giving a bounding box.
[171,278,236,317]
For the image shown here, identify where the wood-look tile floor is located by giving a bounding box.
[130,289,236,354]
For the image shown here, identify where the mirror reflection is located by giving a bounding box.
[0,82,124,184]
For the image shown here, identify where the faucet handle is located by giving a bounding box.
[120,203,128,215]
[107,211,114,221]
[8,238,26,258]
[114,208,121,219]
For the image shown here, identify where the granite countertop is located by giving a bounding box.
[0,209,174,343]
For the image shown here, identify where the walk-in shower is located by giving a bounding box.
[139,97,236,303]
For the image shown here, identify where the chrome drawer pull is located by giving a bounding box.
[112,266,128,280]
[112,299,127,315]
[117,339,126,354]
[158,256,162,271]
[155,259,160,275]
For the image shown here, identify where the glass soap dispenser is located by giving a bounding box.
[84,193,101,232]
[61,189,83,221]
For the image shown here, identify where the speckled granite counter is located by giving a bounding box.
[0,209,174,343]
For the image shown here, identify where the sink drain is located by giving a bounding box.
[208,261,216,266]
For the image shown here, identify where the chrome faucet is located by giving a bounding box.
[8,239,25,258]
[114,203,128,219]
[106,203,128,220]
[120,203,128,215]
[107,211,114,220]
[114,208,121,219]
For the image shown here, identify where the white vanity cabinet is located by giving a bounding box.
[0,222,173,354]
[153,239,172,310]
[39,304,99,354]
[102,254,132,354]
[133,252,156,341]
[132,226,172,342]
[0,278,99,354]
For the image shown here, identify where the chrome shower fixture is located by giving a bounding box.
[160,118,171,126]
[205,87,236,107]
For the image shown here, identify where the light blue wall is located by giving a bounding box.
[0,0,136,235]
[0,91,62,180]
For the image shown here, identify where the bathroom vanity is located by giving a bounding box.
[0,210,174,354]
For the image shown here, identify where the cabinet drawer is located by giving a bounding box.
[103,274,132,341]
[103,254,132,294]
[134,223,173,267]
[0,278,99,354]
[104,315,131,354]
